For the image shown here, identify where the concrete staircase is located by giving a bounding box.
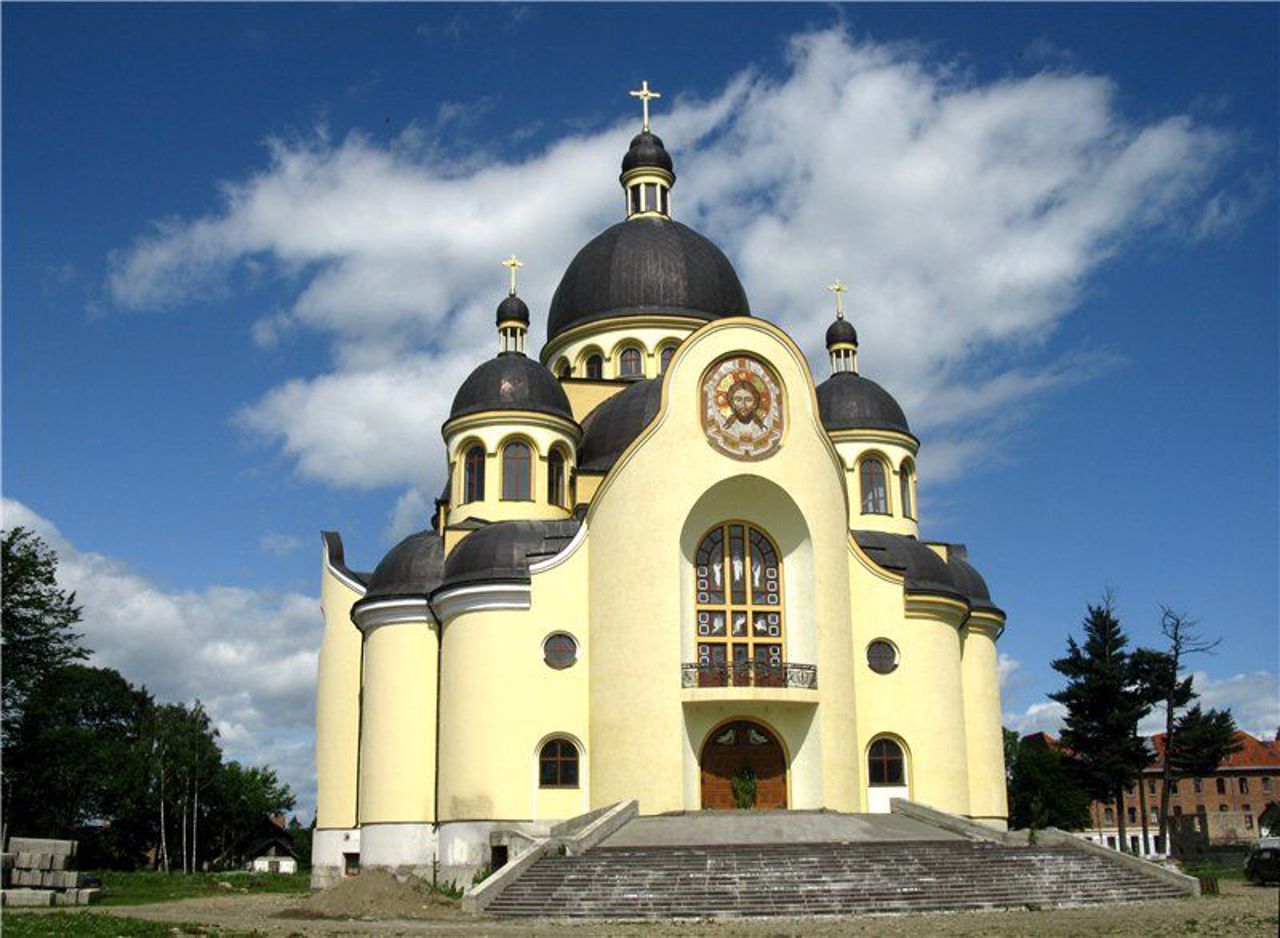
[484,839,1190,918]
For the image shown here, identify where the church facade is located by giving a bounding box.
[312,86,1008,886]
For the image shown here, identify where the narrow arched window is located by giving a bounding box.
[899,459,914,519]
[659,346,675,373]
[585,355,603,380]
[539,738,579,787]
[555,359,571,379]
[502,441,532,500]
[694,522,784,688]
[868,738,905,786]
[860,457,889,514]
[463,445,485,503]
[547,449,566,507]
[619,347,643,377]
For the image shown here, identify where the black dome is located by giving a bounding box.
[547,218,750,341]
[448,354,574,423]
[816,372,911,435]
[437,519,581,592]
[825,318,858,348]
[496,293,530,325]
[621,131,674,175]
[361,531,444,601]
[578,378,663,472]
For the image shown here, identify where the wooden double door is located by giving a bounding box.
[700,720,787,810]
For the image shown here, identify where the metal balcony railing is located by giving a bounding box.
[681,661,818,690]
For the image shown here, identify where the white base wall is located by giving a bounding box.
[867,785,908,813]
[311,828,361,889]
[360,822,437,874]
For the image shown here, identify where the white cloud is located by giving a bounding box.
[1005,700,1069,737]
[384,487,432,545]
[259,533,303,557]
[3,498,321,819]
[997,653,1022,691]
[108,28,1241,498]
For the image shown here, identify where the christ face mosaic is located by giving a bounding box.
[700,355,785,461]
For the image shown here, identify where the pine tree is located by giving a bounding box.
[1050,596,1151,852]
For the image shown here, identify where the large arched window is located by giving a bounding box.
[618,347,643,377]
[860,457,889,515]
[539,738,579,788]
[899,459,915,519]
[462,445,485,503]
[694,522,783,687]
[547,448,566,507]
[584,354,603,380]
[868,738,905,786]
[501,441,532,500]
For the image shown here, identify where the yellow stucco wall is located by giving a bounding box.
[561,380,627,423]
[357,617,438,824]
[962,619,1009,821]
[436,543,591,823]
[585,318,859,815]
[315,558,364,831]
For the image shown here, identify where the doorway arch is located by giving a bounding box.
[700,719,787,810]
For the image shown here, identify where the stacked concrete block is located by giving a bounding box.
[1,837,98,907]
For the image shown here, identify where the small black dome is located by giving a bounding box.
[578,378,663,472]
[437,519,581,592]
[448,354,574,423]
[621,131,674,176]
[547,218,750,341]
[816,372,911,435]
[361,531,444,600]
[825,317,858,348]
[496,293,530,325]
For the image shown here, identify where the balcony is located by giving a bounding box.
[680,661,819,705]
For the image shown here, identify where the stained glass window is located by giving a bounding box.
[694,522,783,686]
[539,739,579,787]
[543,633,577,669]
[619,347,643,377]
[547,449,566,507]
[868,738,905,785]
[860,457,889,514]
[502,441,532,500]
[463,445,485,503]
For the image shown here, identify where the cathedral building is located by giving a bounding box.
[312,84,1008,886]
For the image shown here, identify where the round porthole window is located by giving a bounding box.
[866,639,898,674]
[543,633,578,670]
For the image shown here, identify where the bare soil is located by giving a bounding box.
[52,880,1280,936]
[283,870,467,922]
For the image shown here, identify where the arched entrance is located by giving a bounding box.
[700,720,787,810]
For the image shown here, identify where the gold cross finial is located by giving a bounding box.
[629,80,661,132]
[827,279,849,318]
[501,254,524,295]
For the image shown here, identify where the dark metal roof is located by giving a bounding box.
[816,372,911,435]
[436,519,581,593]
[577,378,663,472]
[547,218,750,341]
[496,293,530,325]
[621,131,674,175]
[359,530,445,601]
[321,531,370,587]
[853,530,1002,615]
[448,353,574,423]
[825,317,858,348]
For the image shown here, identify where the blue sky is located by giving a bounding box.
[4,4,1277,818]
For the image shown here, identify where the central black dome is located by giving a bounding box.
[547,218,750,341]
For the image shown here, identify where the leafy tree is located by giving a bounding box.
[1,527,87,743]
[1050,596,1151,851]
[1005,732,1092,832]
[4,665,152,857]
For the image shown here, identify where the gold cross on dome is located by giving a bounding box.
[827,279,849,318]
[501,254,524,295]
[629,80,662,132]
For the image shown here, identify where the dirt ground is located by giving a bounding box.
[57,880,1278,936]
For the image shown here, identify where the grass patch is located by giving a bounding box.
[1180,862,1245,881]
[0,912,262,937]
[88,869,311,906]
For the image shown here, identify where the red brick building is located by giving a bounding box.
[1024,729,1280,857]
